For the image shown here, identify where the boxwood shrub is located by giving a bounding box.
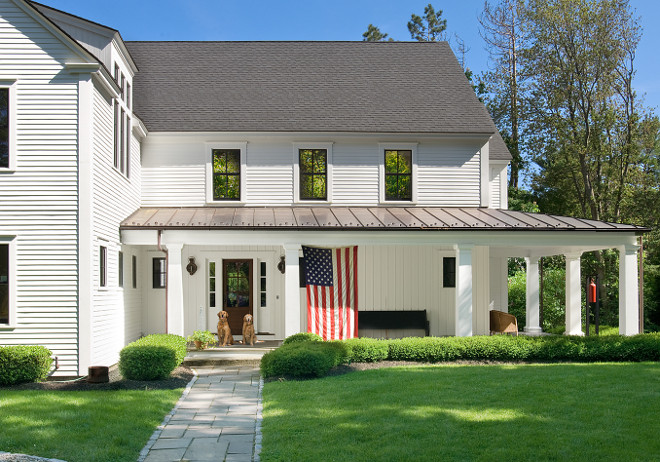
[261,340,349,379]
[0,345,53,385]
[119,334,187,381]
[282,332,324,345]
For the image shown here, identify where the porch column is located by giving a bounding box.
[619,244,640,335]
[565,252,583,336]
[455,244,474,337]
[166,243,185,336]
[283,244,301,337]
[525,256,542,335]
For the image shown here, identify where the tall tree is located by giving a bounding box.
[408,4,447,42]
[479,0,528,189]
[362,24,392,42]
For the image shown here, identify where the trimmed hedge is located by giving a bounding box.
[387,334,660,363]
[344,338,389,362]
[261,340,349,378]
[119,334,187,381]
[0,345,53,385]
[282,332,324,345]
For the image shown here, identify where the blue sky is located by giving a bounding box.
[43,0,660,113]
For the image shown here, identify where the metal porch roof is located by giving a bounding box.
[120,207,648,233]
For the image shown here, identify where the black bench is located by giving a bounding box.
[358,310,430,337]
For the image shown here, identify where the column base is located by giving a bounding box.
[564,329,584,336]
[523,326,543,336]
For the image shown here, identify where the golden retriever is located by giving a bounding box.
[217,310,234,346]
[242,314,257,346]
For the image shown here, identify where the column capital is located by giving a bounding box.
[619,244,640,255]
[525,255,540,265]
[564,251,582,261]
[282,243,302,253]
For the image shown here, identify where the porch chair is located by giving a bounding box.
[489,309,518,336]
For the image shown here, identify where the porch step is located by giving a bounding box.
[183,344,279,367]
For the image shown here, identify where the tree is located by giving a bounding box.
[407,4,447,42]
[362,24,393,42]
[479,0,528,189]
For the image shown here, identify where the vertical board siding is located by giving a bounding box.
[90,85,141,366]
[0,0,80,374]
[141,135,485,207]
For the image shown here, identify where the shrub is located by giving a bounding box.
[261,341,349,379]
[119,334,187,381]
[282,332,324,345]
[344,338,389,362]
[0,345,53,385]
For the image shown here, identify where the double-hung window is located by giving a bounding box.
[299,149,327,200]
[293,143,333,203]
[379,143,417,203]
[207,143,246,203]
[0,88,8,169]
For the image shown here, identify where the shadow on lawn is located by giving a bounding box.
[261,363,660,461]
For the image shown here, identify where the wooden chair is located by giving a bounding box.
[489,309,518,336]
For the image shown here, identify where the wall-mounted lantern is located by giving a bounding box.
[186,257,198,276]
[277,255,286,274]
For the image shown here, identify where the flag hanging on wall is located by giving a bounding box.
[302,246,358,341]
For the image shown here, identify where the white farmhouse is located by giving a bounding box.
[0,0,646,376]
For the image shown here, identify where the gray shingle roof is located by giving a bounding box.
[125,41,498,134]
[121,207,648,232]
[489,131,513,161]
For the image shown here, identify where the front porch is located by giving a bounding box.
[120,207,647,340]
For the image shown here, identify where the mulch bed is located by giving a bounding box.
[1,365,194,391]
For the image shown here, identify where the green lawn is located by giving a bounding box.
[262,363,660,461]
[0,389,183,462]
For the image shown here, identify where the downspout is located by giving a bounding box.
[157,229,168,333]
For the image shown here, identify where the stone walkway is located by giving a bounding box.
[139,365,263,462]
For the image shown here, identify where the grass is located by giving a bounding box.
[261,363,660,461]
[0,389,183,462]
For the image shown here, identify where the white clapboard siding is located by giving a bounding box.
[90,85,142,367]
[141,134,486,207]
[490,166,503,208]
[0,0,81,375]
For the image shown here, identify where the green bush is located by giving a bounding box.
[508,267,567,332]
[282,332,324,345]
[119,334,187,381]
[261,341,349,379]
[344,338,389,362]
[0,345,53,385]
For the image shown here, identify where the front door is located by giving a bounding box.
[222,259,253,335]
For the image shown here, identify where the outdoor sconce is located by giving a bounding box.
[186,257,198,276]
[277,255,286,274]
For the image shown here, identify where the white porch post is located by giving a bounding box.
[565,253,583,336]
[283,244,301,337]
[619,244,640,335]
[166,243,185,336]
[455,244,474,337]
[525,256,542,334]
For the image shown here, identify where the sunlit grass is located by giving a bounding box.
[0,389,183,462]
[262,363,660,461]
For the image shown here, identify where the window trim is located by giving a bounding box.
[0,80,17,173]
[293,142,333,204]
[0,237,16,327]
[378,143,418,204]
[205,142,247,204]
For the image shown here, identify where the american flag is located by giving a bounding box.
[302,246,358,341]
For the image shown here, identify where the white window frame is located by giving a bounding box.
[0,80,18,173]
[0,236,16,327]
[378,142,418,204]
[205,142,247,204]
[293,142,333,204]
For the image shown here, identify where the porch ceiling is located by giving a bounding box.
[120,207,648,233]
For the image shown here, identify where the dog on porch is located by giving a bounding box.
[242,314,257,346]
[217,310,234,346]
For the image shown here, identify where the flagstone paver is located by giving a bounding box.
[139,364,263,462]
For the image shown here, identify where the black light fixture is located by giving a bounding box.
[186,257,198,276]
[277,255,286,274]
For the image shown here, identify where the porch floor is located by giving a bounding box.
[184,340,281,367]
